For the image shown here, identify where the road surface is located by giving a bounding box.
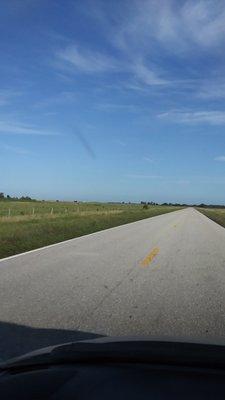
[1,207,225,360]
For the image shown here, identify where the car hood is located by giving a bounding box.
[1,336,225,371]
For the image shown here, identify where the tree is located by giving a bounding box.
[20,196,32,201]
[0,192,4,199]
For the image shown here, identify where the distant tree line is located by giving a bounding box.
[140,201,225,208]
[0,192,224,208]
[0,193,35,201]
[196,203,225,209]
[141,201,158,205]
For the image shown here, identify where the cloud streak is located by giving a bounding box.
[158,110,225,125]
[56,45,118,73]
[113,0,225,53]
[1,144,31,155]
[124,173,161,179]
[96,103,139,113]
[59,0,225,96]
[131,61,168,86]
[113,139,126,147]
[215,156,225,162]
[197,81,225,100]
[0,121,60,136]
[0,90,22,106]
[34,91,77,109]
[143,156,154,163]
[55,43,168,88]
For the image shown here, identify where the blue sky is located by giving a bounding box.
[1,0,225,203]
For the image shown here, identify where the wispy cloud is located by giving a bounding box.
[1,144,31,155]
[214,156,225,162]
[158,110,225,125]
[143,156,154,163]
[34,91,77,108]
[174,179,190,185]
[74,0,225,94]
[0,90,22,106]
[124,172,192,184]
[131,61,168,86]
[56,45,118,73]
[180,0,225,48]
[55,42,168,88]
[113,139,126,147]
[96,103,139,113]
[0,121,60,135]
[197,81,225,99]
[113,0,225,53]
[124,173,161,179]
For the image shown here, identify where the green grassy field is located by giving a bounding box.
[0,201,182,259]
[197,207,225,228]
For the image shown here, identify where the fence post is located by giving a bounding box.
[32,207,35,215]
[51,207,53,215]
[8,208,11,217]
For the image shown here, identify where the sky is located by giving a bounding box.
[1,0,225,204]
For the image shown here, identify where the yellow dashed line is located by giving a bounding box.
[140,247,159,267]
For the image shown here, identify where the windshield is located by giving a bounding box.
[1,0,225,362]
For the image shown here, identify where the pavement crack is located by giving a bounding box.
[87,268,134,317]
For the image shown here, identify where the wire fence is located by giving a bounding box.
[0,201,137,218]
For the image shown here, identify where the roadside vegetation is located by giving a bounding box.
[197,207,225,228]
[0,200,182,259]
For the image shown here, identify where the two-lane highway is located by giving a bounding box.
[1,207,225,360]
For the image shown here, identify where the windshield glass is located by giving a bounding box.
[1,0,225,362]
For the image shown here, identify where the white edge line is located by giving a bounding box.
[0,208,184,263]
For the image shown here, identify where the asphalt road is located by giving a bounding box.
[1,207,225,360]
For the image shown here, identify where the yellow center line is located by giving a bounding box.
[140,247,159,267]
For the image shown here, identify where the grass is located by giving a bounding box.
[0,201,182,259]
[197,207,225,228]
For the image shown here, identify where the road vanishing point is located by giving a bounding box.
[1,207,225,360]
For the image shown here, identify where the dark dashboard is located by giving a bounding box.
[1,338,225,399]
